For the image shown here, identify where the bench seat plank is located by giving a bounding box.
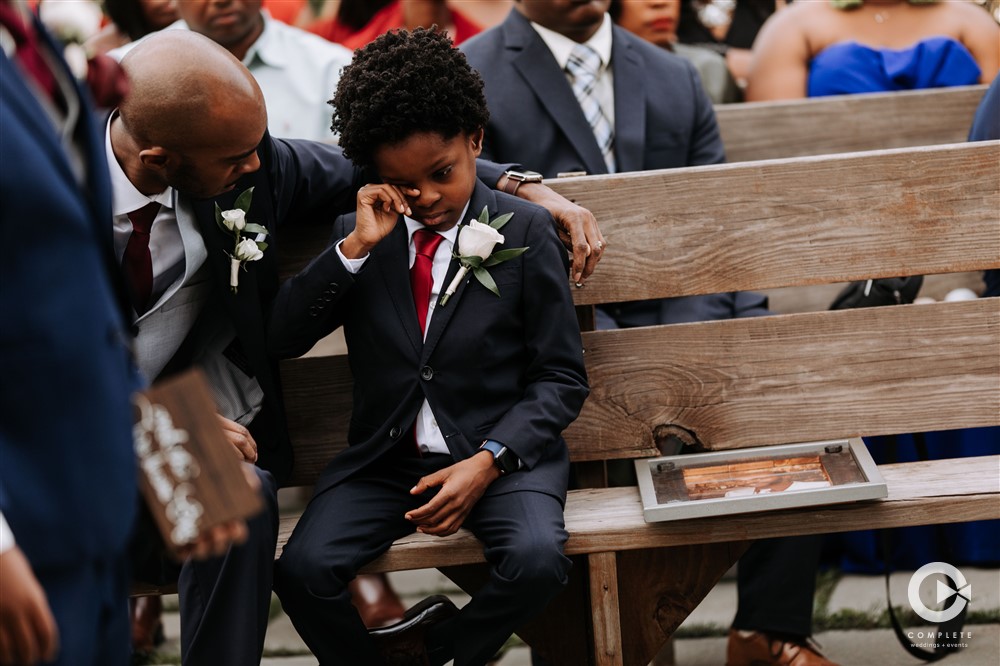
[271,456,1000,572]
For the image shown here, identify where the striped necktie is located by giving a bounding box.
[566,43,615,173]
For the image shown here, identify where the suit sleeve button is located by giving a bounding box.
[420,366,434,381]
[390,426,402,439]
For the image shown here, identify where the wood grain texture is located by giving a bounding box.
[589,552,624,666]
[271,456,1000,570]
[547,142,1000,306]
[715,85,987,163]
[566,299,1000,460]
[617,543,749,665]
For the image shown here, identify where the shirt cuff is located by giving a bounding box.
[335,238,368,274]
[0,511,14,554]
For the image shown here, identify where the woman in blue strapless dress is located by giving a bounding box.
[744,1,999,571]
[745,0,997,101]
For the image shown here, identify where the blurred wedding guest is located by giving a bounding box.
[746,0,999,101]
[111,0,352,142]
[308,0,483,48]
[262,0,313,26]
[968,78,999,298]
[85,0,178,55]
[611,0,741,102]
[1,0,140,663]
[677,0,785,85]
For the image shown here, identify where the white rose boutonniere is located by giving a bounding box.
[439,207,528,306]
[215,187,269,293]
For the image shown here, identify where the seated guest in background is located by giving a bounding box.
[610,0,741,102]
[745,0,998,101]
[270,28,589,666]
[85,0,178,54]
[111,0,353,142]
[970,78,999,298]
[677,0,786,86]
[309,0,483,48]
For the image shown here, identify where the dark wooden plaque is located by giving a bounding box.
[132,369,263,549]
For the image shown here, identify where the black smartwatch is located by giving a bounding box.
[500,170,544,196]
[480,439,520,476]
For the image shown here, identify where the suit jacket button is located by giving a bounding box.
[420,366,434,381]
[390,426,402,439]
[328,282,339,291]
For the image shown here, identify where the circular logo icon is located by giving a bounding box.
[908,562,972,623]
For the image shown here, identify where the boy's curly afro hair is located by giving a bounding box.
[330,28,490,169]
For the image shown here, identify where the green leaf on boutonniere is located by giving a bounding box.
[256,242,269,252]
[487,212,513,231]
[482,247,528,267]
[476,207,490,225]
[243,223,268,235]
[473,266,500,297]
[233,186,254,213]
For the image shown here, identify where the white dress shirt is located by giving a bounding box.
[529,13,616,129]
[336,206,469,455]
[107,115,183,307]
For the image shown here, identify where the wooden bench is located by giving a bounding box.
[716,85,991,314]
[274,141,1000,664]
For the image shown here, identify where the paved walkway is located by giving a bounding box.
[148,565,998,665]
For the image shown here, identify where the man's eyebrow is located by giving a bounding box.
[227,145,259,162]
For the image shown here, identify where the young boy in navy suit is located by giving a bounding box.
[269,29,589,666]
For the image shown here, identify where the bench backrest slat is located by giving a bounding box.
[716,85,987,163]
[549,142,999,306]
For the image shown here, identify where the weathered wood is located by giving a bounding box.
[275,455,1000,571]
[566,299,999,460]
[549,142,999,306]
[715,85,987,162]
[617,543,750,665]
[589,552,624,666]
[279,299,999,481]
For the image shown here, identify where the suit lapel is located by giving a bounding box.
[420,182,495,362]
[504,12,608,175]
[374,220,425,355]
[611,28,646,174]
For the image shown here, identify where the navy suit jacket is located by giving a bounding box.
[0,39,140,570]
[462,11,766,325]
[269,181,589,500]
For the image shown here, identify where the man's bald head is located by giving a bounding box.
[114,31,267,199]
[118,31,265,150]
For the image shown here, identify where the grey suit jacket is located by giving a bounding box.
[462,11,765,326]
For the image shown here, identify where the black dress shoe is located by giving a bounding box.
[369,595,459,666]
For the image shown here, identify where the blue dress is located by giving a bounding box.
[808,37,998,572]
[807,36,982,97]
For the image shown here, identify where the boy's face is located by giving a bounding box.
[373,129,484,233]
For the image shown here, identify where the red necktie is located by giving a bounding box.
[121,202,161,315]
[410,229,444,335]
[0,1,59,103]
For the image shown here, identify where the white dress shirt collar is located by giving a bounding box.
[242,11,286,69]
[106,113,174,216]
[529,12,613,71]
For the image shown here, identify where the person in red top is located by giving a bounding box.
[310,0,482,48]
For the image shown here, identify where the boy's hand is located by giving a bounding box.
[217,415,257,463]
[0,548,59,666]
[405,452,500,537]
[341,184,417,259]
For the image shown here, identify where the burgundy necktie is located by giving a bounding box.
[121,202,161,315]
[410,229,444,335]
[0,0,59,103]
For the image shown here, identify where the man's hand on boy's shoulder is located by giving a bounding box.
[341,183,417,259]
[510,182,606,285]
[404,453,501,537]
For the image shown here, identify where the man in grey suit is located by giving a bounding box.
[463,4,832,665]
[461,0,767,327]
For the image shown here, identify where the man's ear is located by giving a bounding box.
[138,147,172,171]
[470,128,485,157]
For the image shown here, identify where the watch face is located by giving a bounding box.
[495,449,519,475]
